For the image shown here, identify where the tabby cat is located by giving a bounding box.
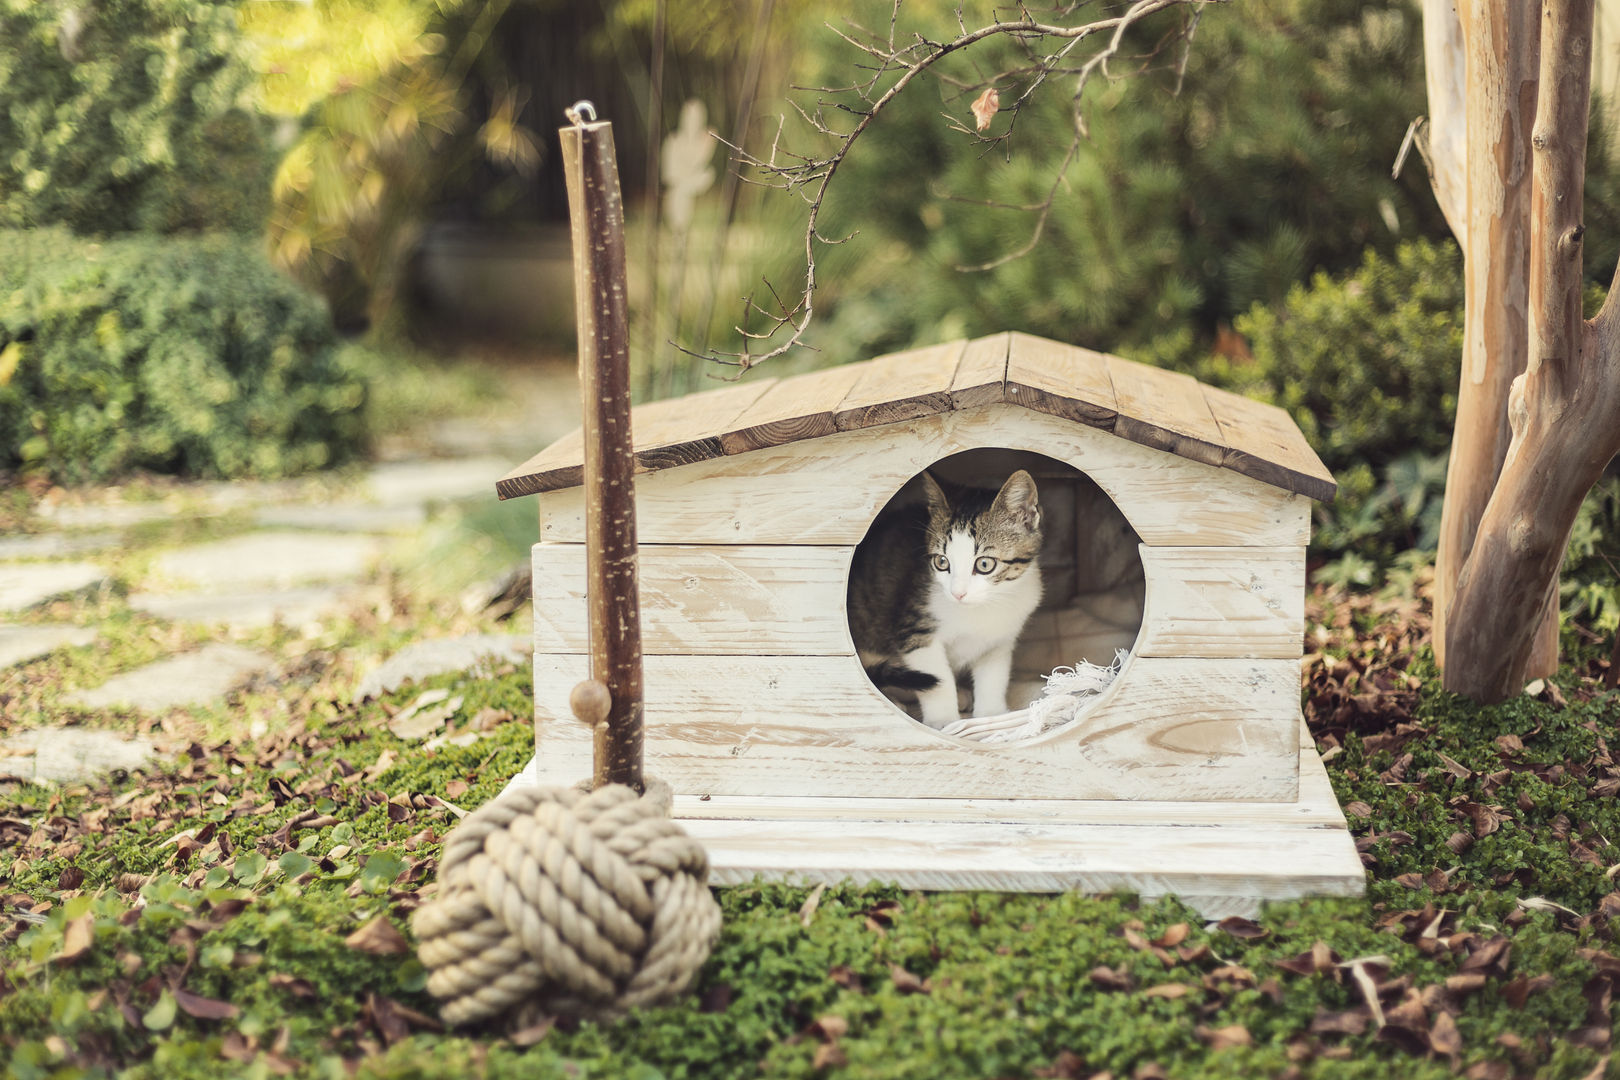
[848,470,1043,728]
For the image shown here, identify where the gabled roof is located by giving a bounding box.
[497,332,1336,502]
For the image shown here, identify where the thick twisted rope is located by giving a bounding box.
[412,778,721,1028]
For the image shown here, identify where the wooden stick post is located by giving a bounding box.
[561,103,644,792]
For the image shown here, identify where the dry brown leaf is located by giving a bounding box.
[508,1017,555,1047]
[56,912,94,964]
[812,1042,847,1069]
[889,963,929,994]
[812,1015,849,1040]
[970,87,1000,132]
[1151,923,1189,948]
[345,915,411,955]
[1141,983,1190,999]
[799,882,828,928]
[1199,1024,1251,1050]
[1429,1010,1463,1057]
[828,964,864,992]
[172,985,239,1020]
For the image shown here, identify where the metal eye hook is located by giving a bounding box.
[565,100,597,127]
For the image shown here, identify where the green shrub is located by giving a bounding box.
[0,0,275,235]
[1239,238,1463,472]
[0,228,368,483]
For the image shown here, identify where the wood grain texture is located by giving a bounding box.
[1136,546,1306,658]
[538,405,1313,547]
[629,378,779,473]
[831,339,967,431]
[532,541,1303,660]
[1005,331,1118,426]
[533,543,856,655]
[718,363,868,455]
[1202,385,1337,503]
[949,332,1011,410]
[1105,355,1227,468]
[531,652,1300,801]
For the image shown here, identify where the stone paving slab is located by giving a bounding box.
[129,585,351,630]
[353,633,531,701]
[66,644,275,712]
[0,624,98,669]
[0,532,121,561]
[148,532,381,591]
[365,457,512,507]
[0,562,109,613]
[254,503,427,534]
[0,728,157,784]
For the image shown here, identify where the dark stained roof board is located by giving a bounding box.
[496,331,1337,502]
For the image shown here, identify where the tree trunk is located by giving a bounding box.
[1443,0,1620,703]
[1431,1,1557,677]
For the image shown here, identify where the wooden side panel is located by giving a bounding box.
[1136,547,1306,658]
[540,405,1313,547]
[533,541,1301,659]
[1202,384,1337,503]
[531,653,1299,801]
[950,333,1010,410]
[1006,332,1117,426]
[534,543,855,655]
[832,340,967,430]
[718,363,868,455]
[1106,356,1227,468]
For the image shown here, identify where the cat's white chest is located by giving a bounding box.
[930,565,1042,669]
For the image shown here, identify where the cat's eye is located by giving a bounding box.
[974,556,997,574]
[930,554,949,572]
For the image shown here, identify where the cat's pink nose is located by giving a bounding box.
[952,587,967,600]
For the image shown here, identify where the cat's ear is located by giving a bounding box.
[993,470,1041,531]
[920,471,950,519]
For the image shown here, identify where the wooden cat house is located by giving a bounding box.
[498,331,1364,916]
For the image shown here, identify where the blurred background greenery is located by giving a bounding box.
[0,0,1617,636]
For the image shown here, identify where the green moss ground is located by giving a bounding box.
[5,571,1620,1078]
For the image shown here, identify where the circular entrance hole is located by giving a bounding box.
[847,448,1145,744]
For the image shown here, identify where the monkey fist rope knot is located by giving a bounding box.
[411,779,721,1028]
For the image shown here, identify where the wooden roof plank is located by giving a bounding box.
[496,333,1336,501]
[719,361,871,455]
[1105,355,1227,468]
[1202,384,1337,502]
[949,332,1011,410]
[629,377,779,474]
[831,339,967,432]
[498,427,585,499]
[1005,332,1116,428]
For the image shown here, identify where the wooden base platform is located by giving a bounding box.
[505,721,1364,920]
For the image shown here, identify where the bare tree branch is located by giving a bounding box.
[684,0,1224,371]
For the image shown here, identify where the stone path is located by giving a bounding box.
[0,367,572,783]
[1,728,156,785]
[0,562,109,614]
[65,644,276,712]
[0,625,98,669]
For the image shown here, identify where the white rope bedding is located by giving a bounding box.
[939,649,1129,744]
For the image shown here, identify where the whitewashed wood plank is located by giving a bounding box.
[538,404,1311,547]
[532,541,1301,660]
[533,543,855,655]
[532,653,1299,801]
[1136,546,1306,658]
[687,817,1364,913]
[670,742,1343,827]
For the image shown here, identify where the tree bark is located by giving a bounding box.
[1443,0,1618,703]
[1421,0,1468,245]
[1431,1,1556,676]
